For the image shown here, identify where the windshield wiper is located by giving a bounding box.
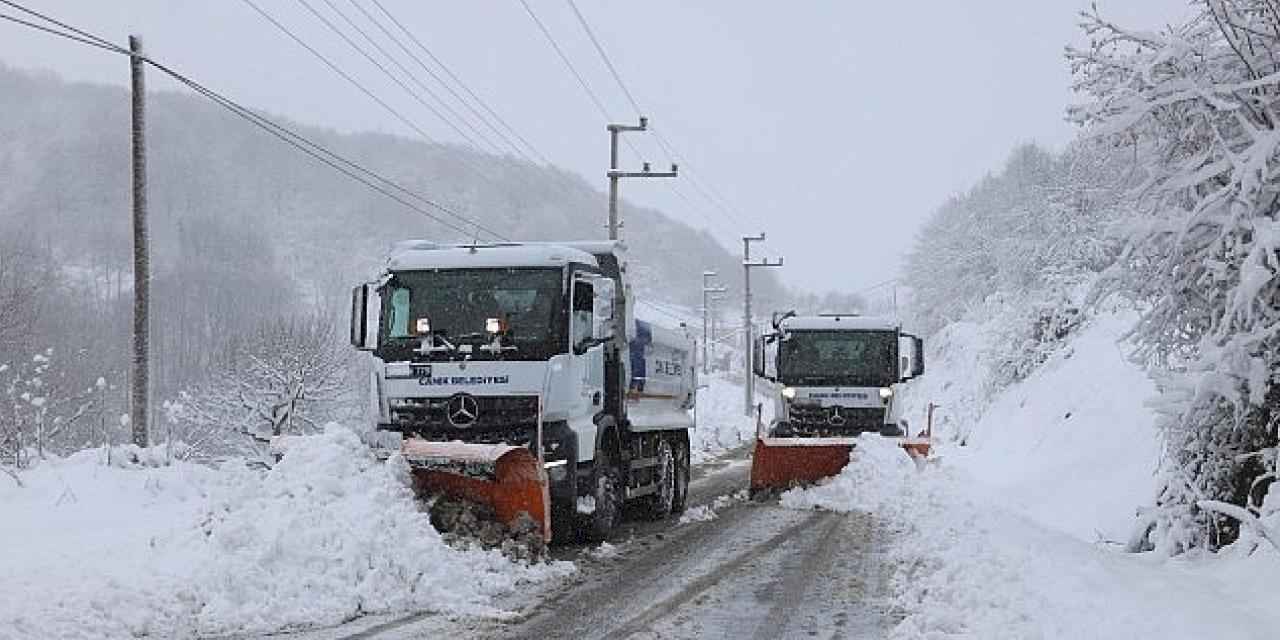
[413,332,459,357]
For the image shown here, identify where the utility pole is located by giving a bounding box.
[709,289,727,370]
[129,35,150,448]
[742,233,783,415]
[701,271,726,375]
[606,116,677,240]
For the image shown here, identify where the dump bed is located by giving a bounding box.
[626,318,695,431]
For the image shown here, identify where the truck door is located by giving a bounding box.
[572,276,606,414]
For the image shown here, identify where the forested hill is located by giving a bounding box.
[0,64,783,312]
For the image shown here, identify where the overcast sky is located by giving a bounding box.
[0,1,1192,296]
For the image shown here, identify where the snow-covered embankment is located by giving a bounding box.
[783,311,1280,639]
[0,427,570,639]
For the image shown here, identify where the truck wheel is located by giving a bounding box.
[582,446,622,541]
[551,498,578,544]
[644,439,676,519]
[670,438,690,514]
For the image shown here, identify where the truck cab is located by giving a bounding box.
[350,240,694,542]
[754,313,924,438]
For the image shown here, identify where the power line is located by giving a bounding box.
[238,0,448,150]
[322,0,585,202]
[0,11,123,53]
[0,1,506,240]
[561,1,755,233]
[565,0,641,115]
[349,0,533,162]
[650,127,747,228]
[302,0,504,156]
[0,0,124,51]
[516,0,614,124]
[243,0,558,206]
[147,59,501,239]
[368,0,553,167]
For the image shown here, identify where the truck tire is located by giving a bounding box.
[582,445,622,541]
[643,438,676,519]
[551,497,578,544]
[670,437,690,514]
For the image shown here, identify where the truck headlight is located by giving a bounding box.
[386,363,412,378]
[781,387,796,399]
[879,387,894,400]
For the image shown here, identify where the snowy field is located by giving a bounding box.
[784,311,1280,639]
[0,428,571,639]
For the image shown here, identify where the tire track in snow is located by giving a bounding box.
[604,510,827,638]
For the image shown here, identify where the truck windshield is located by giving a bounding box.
[777,330,898,387]
[377,268,565,362]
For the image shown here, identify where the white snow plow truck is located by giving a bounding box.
[749,312,924,493]
[349,240,695,544]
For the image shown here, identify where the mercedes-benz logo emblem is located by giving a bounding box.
[447,393,479,427]
[828,407,847,426]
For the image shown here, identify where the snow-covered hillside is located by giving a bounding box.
[783,311,1280,638]
[898,309,1160,542]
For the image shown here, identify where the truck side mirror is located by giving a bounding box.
[752,336,767,379]
[593,277,616,340]
[911,336,925,377]
[350,283,380,351]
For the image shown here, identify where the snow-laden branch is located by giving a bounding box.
[1197,500,1280,552]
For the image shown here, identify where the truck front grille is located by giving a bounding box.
[782,404,885,437]
[387,395,540,444]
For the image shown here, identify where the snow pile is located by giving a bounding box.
[0,426,571,639]
[785,437,1280,639]
[690,372,767,464]
[679,489,747,525]
[678,504,718,524]
[188,427,571,634]
[587,541,621,560]
[779,311,1280,639]
[897,309,1159,542]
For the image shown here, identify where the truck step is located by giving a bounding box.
[625,484,657,499]
[628,456,659,470]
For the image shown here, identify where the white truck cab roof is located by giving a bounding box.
[386,241,603,271]
[779,314,900,332]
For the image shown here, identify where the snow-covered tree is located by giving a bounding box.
[164,316,352,460]
[1069,1,1280,553]
[0,349,113,468]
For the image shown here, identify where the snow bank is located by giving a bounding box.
[780,310,1280,638]
[690,372,767,464]
[785,437,1280,639]
[0,426,570,639]
[898,309,1159,542]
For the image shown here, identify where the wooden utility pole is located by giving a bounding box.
[129,35,150,447]
[606,116,677,240]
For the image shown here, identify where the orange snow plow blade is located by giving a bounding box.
[400,439,551,543]
[749,437,856,493]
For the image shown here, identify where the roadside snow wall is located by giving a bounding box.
[0,426,569,639]
[896,308,1160,542]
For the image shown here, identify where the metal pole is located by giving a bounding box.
[700,270,723,375]
[741,233,782,416]
[743,237,753,416]
[702,284,709,374]
[608,126,620,240]
[604,117,674,240]
[129,35,150,448]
